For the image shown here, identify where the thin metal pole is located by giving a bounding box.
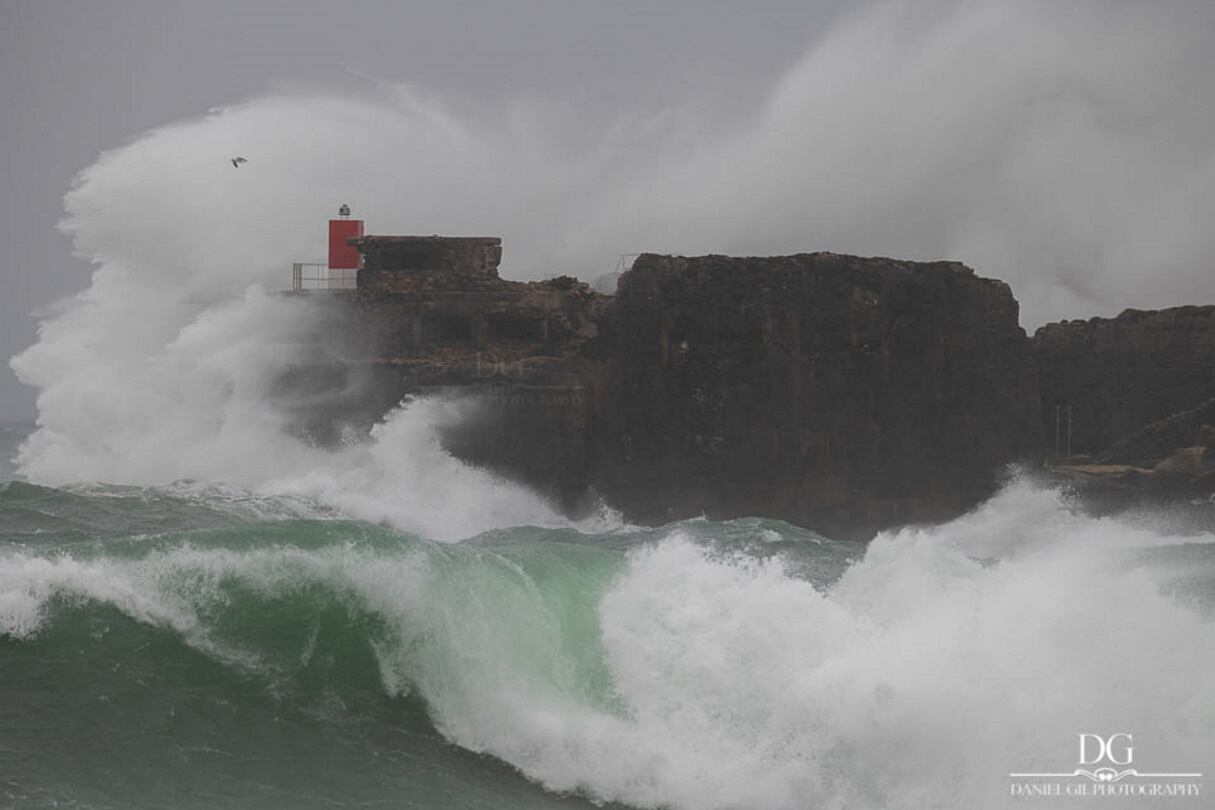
[1067,404,1073,457]
[1054,405,1060,457]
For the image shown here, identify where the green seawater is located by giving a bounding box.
[0,458,850,810]
[0,494,608,810]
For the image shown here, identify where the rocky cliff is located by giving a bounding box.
[588,253,1042,537]
[293,246,1044,540]
[1031,307,1215,506]
[1033,306,1215,456]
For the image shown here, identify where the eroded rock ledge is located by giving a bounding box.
[285,239,1051,540]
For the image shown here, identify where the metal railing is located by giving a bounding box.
[292,262,358,291]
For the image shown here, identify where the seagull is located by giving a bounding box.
[230,157,248,168]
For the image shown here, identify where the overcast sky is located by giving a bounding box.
[0,0,858,421]
[2,1,1213,423]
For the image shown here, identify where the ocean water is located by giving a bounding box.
[2,402,1214,809]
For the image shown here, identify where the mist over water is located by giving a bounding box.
[0,424,27,480]
[4,1,1215,808]
[10,0,1215,507]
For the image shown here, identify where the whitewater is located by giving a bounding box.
[3,447,1214,809]
[6,2,1215,806]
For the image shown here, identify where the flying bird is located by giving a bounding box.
[230,157,248,168]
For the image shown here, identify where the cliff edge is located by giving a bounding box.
[591,253,1041,536]
[1033,306,1215,456]
[292,244,1043,540]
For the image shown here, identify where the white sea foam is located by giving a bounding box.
[259,397,573,540]
[405,482,1215,809]
[12,263,570,539]
[1,481,1211,809]
[0,553,198,640]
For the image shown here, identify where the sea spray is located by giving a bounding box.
[2,479,1213,809]
[258,398,576,540]
[13,3,1215,522]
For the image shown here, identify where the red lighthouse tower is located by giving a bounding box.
[328,204,363,271]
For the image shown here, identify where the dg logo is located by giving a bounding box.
[1078,733,1133,766]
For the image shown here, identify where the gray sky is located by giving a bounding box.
[3,1,1214,424]
[0,0,852,421]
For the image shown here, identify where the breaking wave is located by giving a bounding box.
[2,478,1213,809]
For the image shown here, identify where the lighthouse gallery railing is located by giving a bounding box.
[291,262,358,291]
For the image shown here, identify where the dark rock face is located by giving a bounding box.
[1033,306,1215,456]
[292,245,1047,539]
[587,253,1042,538]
